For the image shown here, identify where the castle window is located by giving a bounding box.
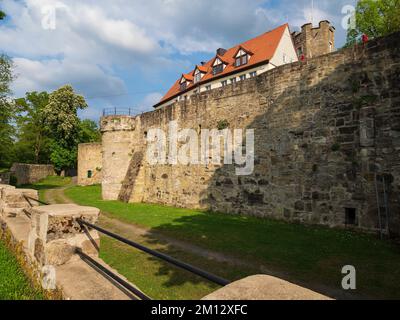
[87,170,92,178]
[297,47,303,56]
[249,71,257,78]
[221,80,228,87]
[239,74,246,81]
[345,208,357,226]
[205,85,211,91]
[230,78,237,84]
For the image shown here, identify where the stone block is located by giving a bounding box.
[0,187,38,217]
[27,204,100,267]
[202,275,332,300]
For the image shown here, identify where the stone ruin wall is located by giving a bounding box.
[101,32,400,235]
[10,163,55,186]
[77,143,103,186]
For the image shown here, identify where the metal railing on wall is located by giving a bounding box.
[102,108,135,116]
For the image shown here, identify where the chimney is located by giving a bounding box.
[216,48,227,56]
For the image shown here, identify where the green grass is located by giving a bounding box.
[65,184,400,299]
[0,168,9,173]
[99,237,250,300]
[0,242,43,300]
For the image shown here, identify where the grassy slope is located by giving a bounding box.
[0,242,43,300]
[65,185,400,299]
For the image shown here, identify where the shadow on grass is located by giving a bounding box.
[138,212,400,300]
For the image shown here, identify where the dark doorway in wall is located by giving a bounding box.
[87,170,93,178]
[345,208,357,226]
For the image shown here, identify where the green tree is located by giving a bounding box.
[78,119,101,143]
[14,92,52,164]
[346,0,400,46]
[43,85,88,172]
[0,11,5,20]
[0,54,15,168]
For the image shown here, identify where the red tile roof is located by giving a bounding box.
[155,23,289,108]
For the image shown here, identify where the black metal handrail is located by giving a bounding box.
[23,195,50,207]
[77,218,231,287]
[102,108,135,116]
[75,248,151,300]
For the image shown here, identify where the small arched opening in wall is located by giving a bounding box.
[345,208,357,226]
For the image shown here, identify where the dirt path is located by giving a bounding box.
[44,187,72,205]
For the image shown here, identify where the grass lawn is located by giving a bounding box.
[65,184,400,300]
[0,242,43,300]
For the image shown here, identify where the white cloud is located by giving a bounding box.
[12,57,126,99]
[0,0,355,116]
[138,92,163,112]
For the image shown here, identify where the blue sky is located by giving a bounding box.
[0,0,357,120]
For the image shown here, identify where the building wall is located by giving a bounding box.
[77,143,103,186]
[270,26,299,66]
[101,32,400,235]
[10,163,55,186]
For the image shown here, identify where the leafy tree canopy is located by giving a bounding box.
[14,92,51,164]
[78,119,101,143]
[346,0,400,46]
[43,84,88,148]
[0,54,15,168]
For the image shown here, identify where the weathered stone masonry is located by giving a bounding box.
[101,32,400,235]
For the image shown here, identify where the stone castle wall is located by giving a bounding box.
[10,163,55,186]
[77,143,102,186]
[101,32,400,235]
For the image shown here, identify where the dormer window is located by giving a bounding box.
[212,58,225,75]
[180,81,187,91]
[235,49,249,67]
[193,68,203,84]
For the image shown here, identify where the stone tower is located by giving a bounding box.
[291,20,335,59]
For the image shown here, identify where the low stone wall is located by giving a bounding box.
[10,163,55,186]
[77,143,102,186]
